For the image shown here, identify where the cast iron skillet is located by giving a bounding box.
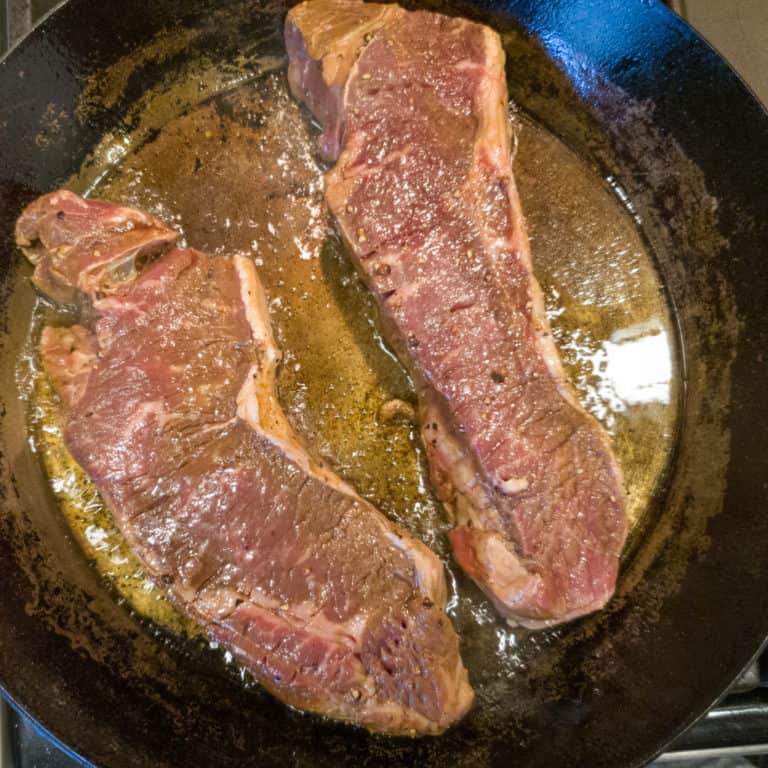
[0,0,767,766]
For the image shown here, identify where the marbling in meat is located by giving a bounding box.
[286,0,627,627]
[16,190,473,734]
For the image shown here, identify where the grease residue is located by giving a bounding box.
[23,70,679,673]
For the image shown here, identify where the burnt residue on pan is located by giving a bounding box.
[0,2,758,767]
[20,62,683,702]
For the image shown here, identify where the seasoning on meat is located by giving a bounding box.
[286,0,627,628]
[16,190,473,735]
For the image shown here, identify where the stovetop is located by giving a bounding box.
[2,0,768,766]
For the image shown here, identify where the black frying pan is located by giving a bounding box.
[1,0,768,766]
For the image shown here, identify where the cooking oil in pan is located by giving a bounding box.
[25,71,679,660]
[513,115,680,538]
[27,370,203,636]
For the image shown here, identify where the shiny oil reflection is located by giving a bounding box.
[515,114,680,535]
[23,73,680,662]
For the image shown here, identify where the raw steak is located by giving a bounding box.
[17,190,473,734]
[286,0,627,627]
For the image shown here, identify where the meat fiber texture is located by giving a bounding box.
[16,190,473,735]
[286,0,627,628]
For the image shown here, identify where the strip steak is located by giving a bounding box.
[16,190,473,734]
[286,0,627,628]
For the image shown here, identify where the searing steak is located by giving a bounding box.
[286,0,627,627]
[16,190,473,734]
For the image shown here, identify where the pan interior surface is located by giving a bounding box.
[23,69,680,639]
[0,1,766,767]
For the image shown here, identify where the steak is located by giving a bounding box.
[286,0,627,627]
[17,190,473,734]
